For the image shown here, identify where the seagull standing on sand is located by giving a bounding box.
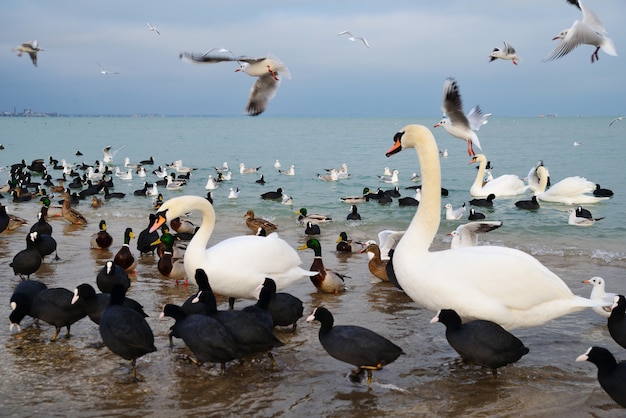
[146,22,160,35]
[180,50,290,116]
[489,41,522,65]
[434,78,488,156]
[12,41,43,67]
[337,31,370,48]
[542,0,617,63]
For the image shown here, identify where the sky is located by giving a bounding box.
[1,1,625,117]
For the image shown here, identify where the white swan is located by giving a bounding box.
[470,154,528,197]
[534,165,608,204]
[385,124,600,329]
[151,195,314,300]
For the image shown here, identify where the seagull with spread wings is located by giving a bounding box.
[180,50,290,116]
[337,31,370,48]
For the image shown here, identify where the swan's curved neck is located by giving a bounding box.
[182,198,216,258]
[402,134,441,253]
[471,157,487,191]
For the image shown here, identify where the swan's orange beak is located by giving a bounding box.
[468,156,478,164]
[150,213,167,233]
[385,132,403,157]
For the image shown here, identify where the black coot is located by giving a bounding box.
[306,306,404,384]
[99,284,156,381]
[430,309,529,375]
[576,346,626,408]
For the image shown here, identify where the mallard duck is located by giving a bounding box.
[39,196,63,218]
[60,190,87,225]
[360,243,389,282]
[114,228,137,274]
[90,219,113,250]
[170,216,198,240]
[155,233,187,285]
[91,196,104,208]
[296,208,332,225]
[244,210,277,234]
[298,238,347,294]
[336,232,362,253]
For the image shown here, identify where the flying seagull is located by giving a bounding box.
[489,41,522,65]
[337,31,370,48]
[434,78,488,156]
[180,50,290,116]
[146,22,160,35]
[542,0,617,63]
[609,116,624,127]
[97,63,119,75]
[12,40,43,67]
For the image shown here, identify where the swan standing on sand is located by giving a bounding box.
[150,196,314,302]
[385,124,600,329]
[534,166,609,204]
[470,154,528,197]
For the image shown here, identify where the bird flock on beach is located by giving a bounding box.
[4,0,626,410]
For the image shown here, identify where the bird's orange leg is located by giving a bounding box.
[467,140,476,156]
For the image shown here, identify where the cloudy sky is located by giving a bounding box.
[2,1,624,117]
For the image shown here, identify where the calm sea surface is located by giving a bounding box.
[1,116,625,416]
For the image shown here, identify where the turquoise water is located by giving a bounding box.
[1,116,626,416]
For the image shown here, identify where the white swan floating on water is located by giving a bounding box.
[151,195,314,301]
[385,124,601,329]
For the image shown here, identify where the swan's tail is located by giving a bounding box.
[573,295,607,308]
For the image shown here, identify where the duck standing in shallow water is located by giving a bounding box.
[306,307,404,384]
[360,243,389,282]
[114,228,137,274]
[90,220,113,250]
[243,210,277,234]
[60,190,87,225]
[298,239,347,293]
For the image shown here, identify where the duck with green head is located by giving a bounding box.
[298,238,346,294]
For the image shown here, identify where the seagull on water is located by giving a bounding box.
[542,0,617,63]
[489,41,522,65]
[180,50,290,116]
[12,40,43,67]
[337,31,370,48]
[567,207,604,226]
[146,22,160,35]
[434,77,489,156]
[448,221,503,249]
